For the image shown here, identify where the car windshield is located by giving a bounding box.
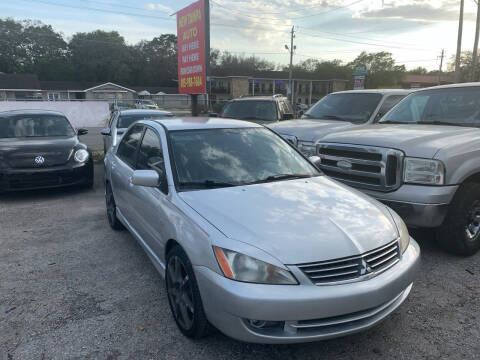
[169,128,320,190]
[221,100,277,121]
[0,114,75,138]
[118,113,171,128]
[303,93,382,123]
[380,87,480,127]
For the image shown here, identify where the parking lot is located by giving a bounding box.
[0,164,478,360]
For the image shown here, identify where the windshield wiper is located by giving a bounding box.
[380,120,409,124]
[179,180,237,189]
[321,115,347,121]
[248,173,313,185]
[239,116,272,121]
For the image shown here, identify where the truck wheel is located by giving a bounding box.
[437,183,480,256]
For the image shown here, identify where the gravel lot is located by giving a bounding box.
[1,165,479,360]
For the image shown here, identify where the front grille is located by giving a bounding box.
[297,240,400,285]
[317,143,403,192]
[2,170,79,190]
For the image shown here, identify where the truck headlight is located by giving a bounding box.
[74,149,89,163]
[404,158,444,185]
[298,141,317,157]
[387,208,410,254]
[213,246,298,285]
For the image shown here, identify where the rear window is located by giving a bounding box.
[0,114,75,138]
[221,100,277,121]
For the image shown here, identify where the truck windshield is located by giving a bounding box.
[169,128,319,190]
[303,93,382,123]
[381,87,480,127]
[0,114,75,138]
[221,100,277,121]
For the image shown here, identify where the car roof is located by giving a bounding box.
[332,89,413,95]
[141,117,262,131]
[118,109,173,115]
[414,82,480,91]
[0,109,66,117]
[229,96,285,101]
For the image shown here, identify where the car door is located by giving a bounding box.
[111,124,144,225]
[131,127,170,258]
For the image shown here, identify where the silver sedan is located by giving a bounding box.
[103,117,420,344]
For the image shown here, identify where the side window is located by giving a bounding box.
[377,95,406,116]
[116,125,144,168]
[137,128,167,193]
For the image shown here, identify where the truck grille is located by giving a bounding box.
[317,143,403,192]
[297,240,400,285]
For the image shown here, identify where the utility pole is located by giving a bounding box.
[285,26,295,102]
[472,0,480,81]
[455,0,464,83]
[438,49,445,85]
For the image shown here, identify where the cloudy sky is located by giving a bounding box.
[2,0,478,70]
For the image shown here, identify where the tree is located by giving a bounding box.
[134,34,177,86]
[0,18,71,78]
[349,51,406,88]
[448,51,480,82]
[408,66,428,75]
[69,30,133,83]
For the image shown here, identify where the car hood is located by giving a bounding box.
[267,119,359,142]
[0,136,78,168]
[179,176,398,264]
[320,124,479,158]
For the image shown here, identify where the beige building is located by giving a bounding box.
[209,70,348,106]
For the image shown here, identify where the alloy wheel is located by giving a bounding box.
[465,200,480,241]
[166,256,195,330]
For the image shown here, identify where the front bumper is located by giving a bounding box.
[195,239,420,344]
[0,162,93,192]
[362,184,458,228]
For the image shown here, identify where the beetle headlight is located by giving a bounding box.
[74,149,89,163]
[404,158,444,185]
[387,208,410,254]
[297,141,317,157]
[213,247,297,285]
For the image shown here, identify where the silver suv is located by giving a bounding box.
[268,89,412,156]
[316,83,480,256]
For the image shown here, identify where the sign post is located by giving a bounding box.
[177,0,209,116]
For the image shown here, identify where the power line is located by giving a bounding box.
[210,0,366,21]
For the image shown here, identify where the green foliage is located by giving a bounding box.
[408,66,428,75]
[448,51,480,82]
[349,51,406,88]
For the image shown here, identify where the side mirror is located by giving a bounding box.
[209,113,219,118]
[101,128,111,136]
[308,155,322,167]
[77,128,88,136]
[282,113,294,120]
[374,112,384,122]
[131,170,159,187]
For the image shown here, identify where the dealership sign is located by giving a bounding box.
[177,1,207,94]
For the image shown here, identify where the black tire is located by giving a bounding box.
[437,182,480,256]
[165,245,211,339]
[105,183,124,231]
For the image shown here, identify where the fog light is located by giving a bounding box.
[246,319,284,330]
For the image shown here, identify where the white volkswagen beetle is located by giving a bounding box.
[104,117,420,344]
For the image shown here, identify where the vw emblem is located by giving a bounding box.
[34,156,45,165]
[337,160,353,170]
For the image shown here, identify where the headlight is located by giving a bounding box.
[297,141,317,157]
[74,149,89,163]
[404,158,444,185]
[387,208,410,254]
[213,246,297,285]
